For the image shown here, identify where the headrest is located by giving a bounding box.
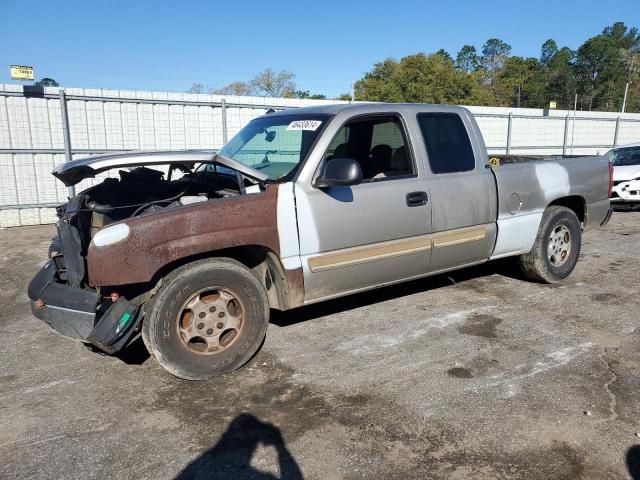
[332,143,348,159]
[371,144,392,159]
[391,146,408,170]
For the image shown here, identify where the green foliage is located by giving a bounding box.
[355,22,640,112]
[455,45,479,73]
[293,90,326,99]
[481,38,512,73]
[34,78,59,87]
[540,39,558,65]
[354,52,479,105]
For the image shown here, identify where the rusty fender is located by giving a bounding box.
[87,185,282,287]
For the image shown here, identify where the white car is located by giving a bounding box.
[606,142,640,203]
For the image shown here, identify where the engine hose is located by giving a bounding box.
[130,189,188,217]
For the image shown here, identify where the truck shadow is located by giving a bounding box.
[116,336,150,364]
[174,413,303,480]
[628,445,640,480]
[272,258,524,327]
[612,204,640,212]
[116,259,525,363]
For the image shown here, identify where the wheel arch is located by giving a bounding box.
[142,245,294,311]
[548,195,586,224]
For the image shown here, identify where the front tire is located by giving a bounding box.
[142,258,269,380]
[519,206,582,283]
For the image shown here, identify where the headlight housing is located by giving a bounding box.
[92,223,130,247]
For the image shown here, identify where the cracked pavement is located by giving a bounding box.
[1,211,639,479]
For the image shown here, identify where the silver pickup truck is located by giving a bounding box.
[28,103,612,379]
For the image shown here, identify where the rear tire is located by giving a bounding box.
[142,258,269,380]
[519,206,581,283]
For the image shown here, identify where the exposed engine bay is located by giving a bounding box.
[50,162,253,294]
[85,164,242,224]
[60,164,245,244]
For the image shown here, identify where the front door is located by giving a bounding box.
[294,114,432,302]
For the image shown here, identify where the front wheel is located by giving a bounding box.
[519,206,582,283]
[142,258,270,380]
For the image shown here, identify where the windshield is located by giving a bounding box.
[607,146,640,166]
[218,114,330,181]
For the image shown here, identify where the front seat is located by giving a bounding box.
[368,144,392,177]
[329,143,349,160]
[373,146,411,179]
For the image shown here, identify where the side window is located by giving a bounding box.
[417,113,476,174]
[325,116,414,181]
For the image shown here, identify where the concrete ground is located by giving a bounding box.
[1,212,639,480]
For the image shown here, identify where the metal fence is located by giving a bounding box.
[1,84,640,227]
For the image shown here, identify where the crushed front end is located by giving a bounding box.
[27,151,258,354]
[28,197,143,353]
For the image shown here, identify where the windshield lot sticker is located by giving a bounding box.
[287,120,322,131]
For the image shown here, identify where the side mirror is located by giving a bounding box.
[315,158,363,188]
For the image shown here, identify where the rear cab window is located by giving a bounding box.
[417,113,476,174]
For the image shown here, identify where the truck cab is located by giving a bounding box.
[287,104,498,302]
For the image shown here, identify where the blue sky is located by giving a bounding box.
[0,0,638,97]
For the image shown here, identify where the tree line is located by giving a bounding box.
[187,68,337,100]
[190,22,639,112]
[354,21,639,112]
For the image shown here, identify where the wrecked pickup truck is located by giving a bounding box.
[28,104,613,379]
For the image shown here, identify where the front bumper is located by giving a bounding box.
[27,261,141,352]
[611,180,640,202]
[27,260,100,341]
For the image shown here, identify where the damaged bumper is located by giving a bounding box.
[27,260,141,353]
[611,179,640,203]
[28,260,99,341]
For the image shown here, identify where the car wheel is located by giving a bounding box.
[519,206,582,283]
[142,258,269,380]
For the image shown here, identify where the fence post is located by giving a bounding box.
[59,89,75,197]
[613,117,621,147]
[505,113,513,155]
[221,98,228,145]
[562,114,570,155]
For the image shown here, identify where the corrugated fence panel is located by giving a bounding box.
[474,115,509,151]
[1,83,640,227]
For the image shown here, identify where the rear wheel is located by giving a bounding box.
[142,258,269,380]
[519,206,582,283]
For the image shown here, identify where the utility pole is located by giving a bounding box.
[516,85,521,108]
[622,56,635,113]
[570,93,577,155]
[622,82,630,113]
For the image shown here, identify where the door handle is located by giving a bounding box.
[406,191,428,207]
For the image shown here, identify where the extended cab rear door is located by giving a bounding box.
[415,108,498,272]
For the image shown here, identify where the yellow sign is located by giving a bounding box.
[10,65,34,81]
[549,101,557,109]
